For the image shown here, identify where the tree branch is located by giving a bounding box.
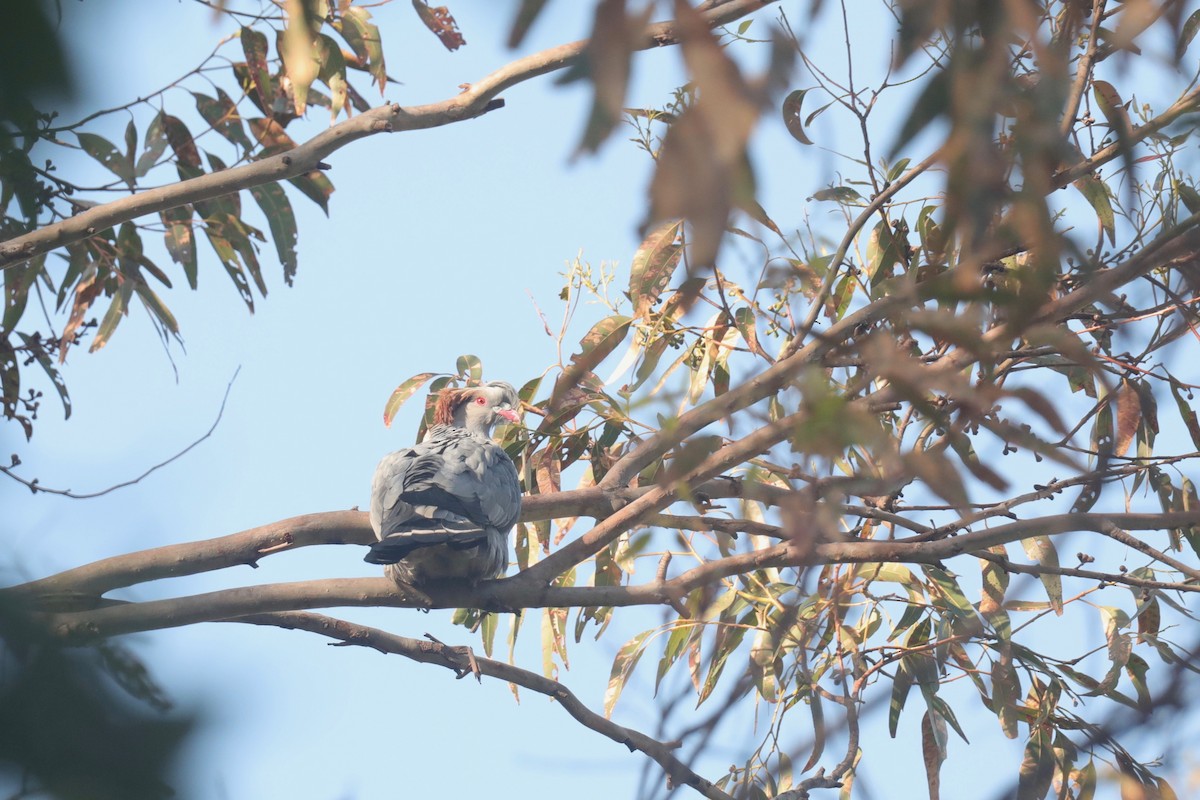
[235,611,735,800]
[30,511,1200,643]
[0,0,780,271]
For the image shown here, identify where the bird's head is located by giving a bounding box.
[435,381,522,435]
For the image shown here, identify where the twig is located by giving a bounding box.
[0,367,240,498]
[0,0,780,271]
[237,610,736,800]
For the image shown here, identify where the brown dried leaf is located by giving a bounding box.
[921,711,945,800]
[412,0,465,51]
[1114,379,1142,457]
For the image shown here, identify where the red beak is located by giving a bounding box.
[497,408,521,423]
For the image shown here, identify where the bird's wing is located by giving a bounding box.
[399,427,520,527]
[370,427,521,540]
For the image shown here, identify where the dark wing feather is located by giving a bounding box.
[368,425,521,559]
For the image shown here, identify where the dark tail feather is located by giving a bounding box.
[364,529,491,564]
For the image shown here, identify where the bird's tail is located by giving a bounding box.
[364,526,491,564]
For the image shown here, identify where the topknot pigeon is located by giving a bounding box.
[365,381,522,587]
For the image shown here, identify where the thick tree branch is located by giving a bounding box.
[31,510,1200,643]
[0,0,779,271]
[236,611,734,800]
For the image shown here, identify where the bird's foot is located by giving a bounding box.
[396,580,434,611]
[423,633,481,682]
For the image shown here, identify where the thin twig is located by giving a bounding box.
[0,367,240,498]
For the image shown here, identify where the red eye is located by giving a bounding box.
[475,396,487,405]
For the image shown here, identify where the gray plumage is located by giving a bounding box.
[366,381,522,586]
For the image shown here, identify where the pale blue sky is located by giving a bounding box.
[4,2,1198,799]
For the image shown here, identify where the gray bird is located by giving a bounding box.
[366,381,522,587]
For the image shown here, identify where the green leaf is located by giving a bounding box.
[1073,175,1115,246]
[604,631,651,718]
[383,373,438,427]
[193,89,254,152]
[781,89,814,145]
[456,354,483,382]
[160,205,197,289]
[336,7,387,93]
[698,622,747,706]
[315,34,350,118]
[1168,377,1200,450]
[545,314,631,426]
[2,260,38,333]
[89,279,134,354]
[288,170,335,215]
[162,114,202,169]
[886,157,911,183]
[240,26,275,115]
[889,658,914,737]
[249,181,298,285]
[1016,724,1055,800]
[1181,9,1200,56]
[1021,535,1063,615]
[75,132,135,184]
[480,612,498,659]
[812,186,863,205]
[134,112,169,177]
[922,566,978,626]
[134,282,179,336]
[629,220,684,319]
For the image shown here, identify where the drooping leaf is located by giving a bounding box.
[1016,724,1056,800]
[282,0,321,115]
[1021,535,1063,615]
[604,630,651,718]
[1073,174,1116,246]
[162,115,201,169]
[75,132,135,184]
[921,710,946,800]
[336,6,387,92]
[576,0,643,153]
[160,205,197,290]
[134,112,169,177]
[288,170,334,214]
[314,34,349,120]
[1091,79,1132,136]
[1181,9,1200,57]
[248,181,298,285]
[508,0,549,47]
[240,26,275,115]
[1167,377,1200,450]
[89,278,134,354]
[1114,378,1142,457]
[193,90,254,152]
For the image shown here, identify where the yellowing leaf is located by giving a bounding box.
[383,372,438,427]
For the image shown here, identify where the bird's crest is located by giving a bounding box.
[433,388,469,426]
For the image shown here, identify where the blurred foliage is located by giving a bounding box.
[384,2,1200,797]
[5,0,1200,799]
[0,594,197,799]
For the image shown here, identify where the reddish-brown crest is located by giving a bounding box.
[434,388,471,425]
